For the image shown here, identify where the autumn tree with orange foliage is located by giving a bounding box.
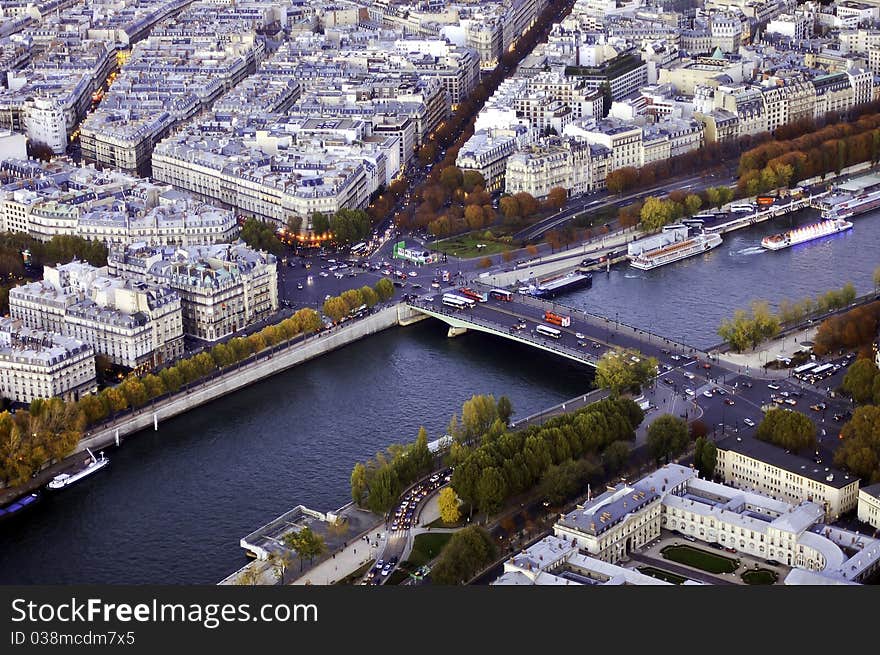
[812,302,880,356]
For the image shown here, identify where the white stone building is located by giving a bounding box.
[857,484,880,530]
[0,318,96,404]
[9,261,184,369]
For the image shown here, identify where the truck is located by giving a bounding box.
[543,311,571,327]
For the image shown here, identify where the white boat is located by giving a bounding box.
[821,186,880,220]
[760,218,853,251]
[47,449,109,490]
[629,232,723,270]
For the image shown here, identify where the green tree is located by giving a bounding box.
[438,487,461,524]
[475,466,507,518]
[602,440,631,474]
[430,525,497,585]
[594,349,658,396]
[284,527,326,572]
[843,358,879,404]
[646,414,689,464]
[834,405,880,483]
[366,466,399,514]
[351,462,368,506]
[684,193,703,216]
[310,212,330,235]
[374,278,394,302]
[537,459,599,506]
[756,408,816,453]
[268,550,293,584]
[496,396,513,425]
[639,196,680,231]
[239,219,284,255]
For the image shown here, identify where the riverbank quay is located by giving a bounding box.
[218,502,384,586]
[0,303,428,506]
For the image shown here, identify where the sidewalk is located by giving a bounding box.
[716,326,818,379]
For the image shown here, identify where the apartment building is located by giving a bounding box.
[9,261,184,369]
[108,242,278,342]
[0,317,96,404]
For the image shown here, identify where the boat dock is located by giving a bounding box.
[219,502,383,585]
[704,195,821,236]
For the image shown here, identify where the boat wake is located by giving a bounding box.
[735,247,765,256]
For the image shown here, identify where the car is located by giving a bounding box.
[661,364,673,372]
[297,283,303,290]
[683,371,695,380]
[725,547,737,554]
[724,398,735,406]
[703,390,713,398]
[660,349,671,355]
[767,383,780,390]
[381,565,392,576]
[742,382,753,388]
[592,341,601,349]
[685,388,695,396]
[715,388,726,396]
[743,418,756,427]
[701,363,711,370]
[670,354,681,361]
[708,542,724,550]
[575,332,585,339]
[766,559,781,567]
[577,340,588,347]
[662,378,675,386]
[784,398,797,406]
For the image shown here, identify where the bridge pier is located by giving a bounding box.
[447,326,468,338]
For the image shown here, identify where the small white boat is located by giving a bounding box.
[47,449,109,490]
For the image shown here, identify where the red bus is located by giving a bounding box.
[459,287,488,302]
[544,311,571,327]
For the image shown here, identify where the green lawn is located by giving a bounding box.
[407,532,454,569]
[741,568,778,585]
[425,516,467,529]
[660,545,738,574]
[431,234,512,259]
[637,566,688,585]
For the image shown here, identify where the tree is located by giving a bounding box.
[286,215,303,235]
[268,550,293,584]
[513,192,538,218]
[460,394,499,442]
[602,440,631,474]
[605,167,639,194]
[476,466,507,517]
[438,487,461,524]
[545,187,567,211]
[499,196,521,223]
[684,193,703,216]
[834,405,880,483]
[694,436,717,479]
[239,219,284,255]
[430,525,497,585]
[340,288,364,313]
[310,212,330,235]
[594,349,658,396]
[756,408,816,453]
[496,396,513,425]
[284,527,326,572]
[640,196,680,231]
[351,462,368,506]
[538,459,598,505]
[646,415,689,464]
[323,296,349,323]
[359,285,378,308]
[461,170,486,193]
[843,358,879,404]
[439,166,464,191]
[374,278,394,302]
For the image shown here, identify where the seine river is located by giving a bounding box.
[1,207,878,584]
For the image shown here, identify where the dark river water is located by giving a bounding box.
[2,207,877,584]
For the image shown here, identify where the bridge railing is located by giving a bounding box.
[468,282,706,358]
[407,299,599,365]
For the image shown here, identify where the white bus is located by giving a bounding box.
[793,362,817,376]
[729,204,755,214]
[351,242,367,254]
[810,363,834,379]
[489,288,513,301]
[442,294,475,309]
[536,324,562,339]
